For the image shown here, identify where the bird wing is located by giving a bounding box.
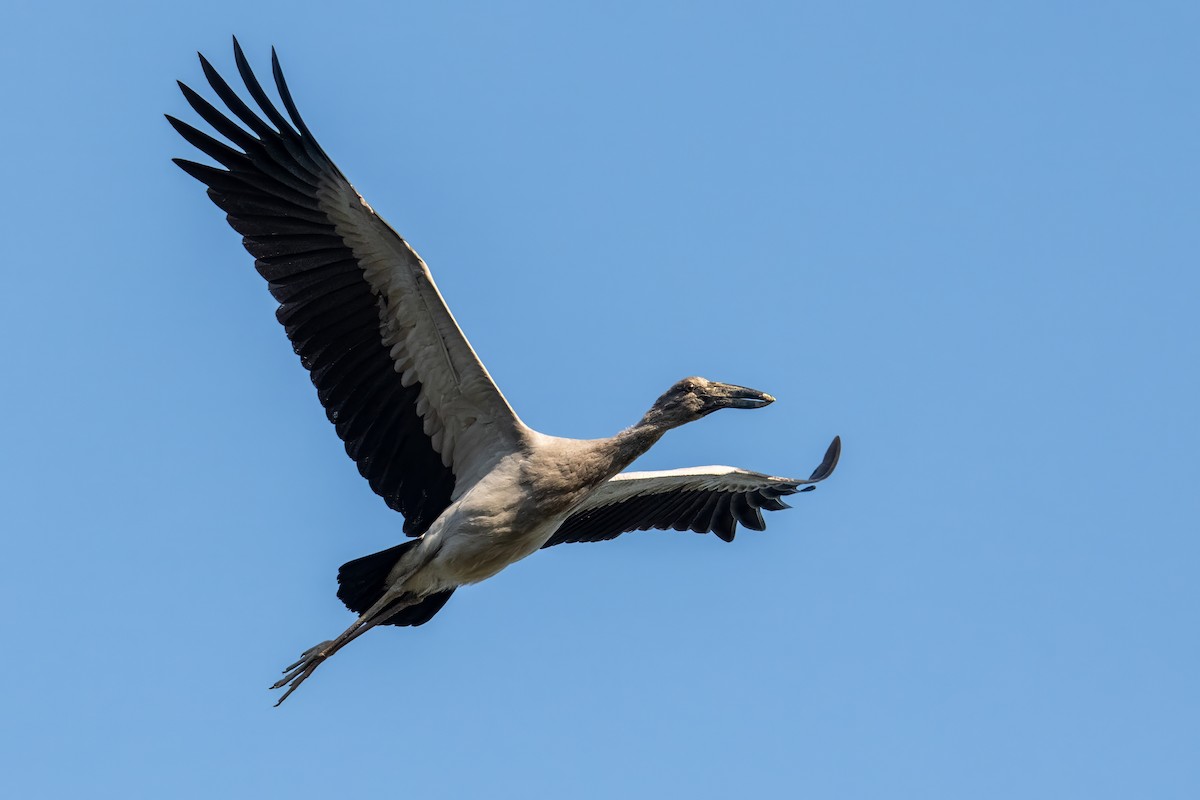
[169,40,527,535]
[543,436,840,546]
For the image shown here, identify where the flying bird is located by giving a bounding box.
[169,39,840,705]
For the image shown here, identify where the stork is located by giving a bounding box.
[169,39,841,705]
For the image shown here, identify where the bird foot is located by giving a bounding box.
[270,639,333,705]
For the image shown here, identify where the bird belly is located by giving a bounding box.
[429,513,563,586]
[417,442,618,588]
[422,479,567,586]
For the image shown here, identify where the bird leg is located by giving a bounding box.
[270,590,417,706]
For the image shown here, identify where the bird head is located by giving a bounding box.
[644,376,775,428]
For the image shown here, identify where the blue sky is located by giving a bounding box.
[3,1,1197,797]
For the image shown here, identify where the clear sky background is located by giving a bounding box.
[2,1,1197,797]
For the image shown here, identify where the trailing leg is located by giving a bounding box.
[270,589,418,705]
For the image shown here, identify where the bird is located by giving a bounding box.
[168,38,841,705]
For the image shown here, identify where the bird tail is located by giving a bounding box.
[336,541,455,627]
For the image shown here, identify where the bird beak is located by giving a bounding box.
[712,383,776,410]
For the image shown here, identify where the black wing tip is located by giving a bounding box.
[232,38,250,70]
[163,113,191,134]
[171,157,228,182]
[186,37,323,159]
[201,36,250,64]
[270,43,318,143]
[809,435,841,482]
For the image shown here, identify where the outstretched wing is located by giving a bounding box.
[544,436,840,546]
[169,39,527,534]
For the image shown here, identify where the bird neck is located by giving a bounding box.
[602,416,671,473]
